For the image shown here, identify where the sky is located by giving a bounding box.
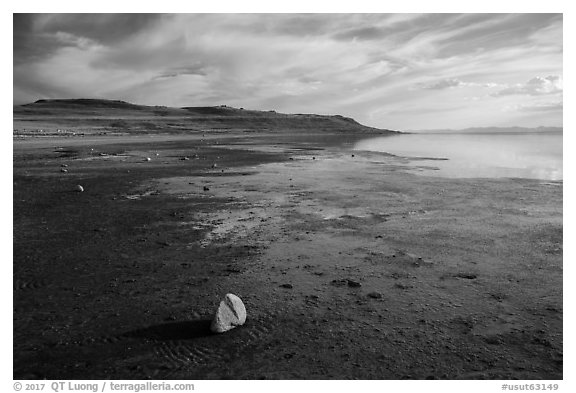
[13,13,563,130]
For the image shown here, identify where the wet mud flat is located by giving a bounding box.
[13,133,562,379]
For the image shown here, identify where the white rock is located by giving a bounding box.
[210,293,247,333]
[145,157,151,161]
[75,185,84,192]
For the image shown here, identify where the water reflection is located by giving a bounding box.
[354,133,563,180]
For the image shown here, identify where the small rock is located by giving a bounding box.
[211,293,247,333]
[60,168,68,173]
[280,284,293,289]
[367,292,382,299]
[145,157,151,161]
[330,279,348,287]
[203,186,210,191]
[75,185,84,192]
[347,279,362,288]
[61,164,68,168]
[212,163,218,168]
[181,157,189,161]
[351,154,355,157]
[455,273,477,280]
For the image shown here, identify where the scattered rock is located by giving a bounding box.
[330,279,348,287]
[145,157,151,161]
[60,168,68,173]
[203,186,210,191]
[61,164,68,168]
[181,157,189,161]
[280,284,293,289]
[454,273,478,280]
[331,278,362,287]
[210,293,247,333]
[347,279,362,288]
[75,185,84,192]
[367,292,382,299]
[212,163,218,168]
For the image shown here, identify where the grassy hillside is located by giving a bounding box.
[13,99,398,137]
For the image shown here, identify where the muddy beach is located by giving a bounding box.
[13,132,562,380]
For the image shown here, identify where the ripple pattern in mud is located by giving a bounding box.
[13,278,48,291]
[147,312,278,377]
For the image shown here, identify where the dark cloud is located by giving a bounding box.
[39,14,164,44]
[90,35,189,71]
[14,14,72,64]
[13,13,164,64]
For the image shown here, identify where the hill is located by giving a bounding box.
[13,99,398,137]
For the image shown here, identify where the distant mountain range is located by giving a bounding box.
[13,98,399,136]
[409,126,562,134]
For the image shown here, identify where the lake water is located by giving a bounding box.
[353,132,563,180]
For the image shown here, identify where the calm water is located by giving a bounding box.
[354,132,563,180]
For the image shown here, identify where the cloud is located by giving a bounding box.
[13,13,563,130]
[494,75,563,96]
[155,63,210,79]
[13,14,163,64]
[436,14,562,58]
[418,78,465,90]
[417,78,501,90]
[508,101,563,112]
[333,26,386,41]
